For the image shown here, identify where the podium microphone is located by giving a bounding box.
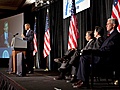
[13,33,19,37]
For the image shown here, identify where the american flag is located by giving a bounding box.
[111,0,120,31]
[43,10,51,58]
[33,19,38,56]
[68,0,79,50]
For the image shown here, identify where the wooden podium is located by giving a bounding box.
[12,50,26,73]
[11,37,27,73]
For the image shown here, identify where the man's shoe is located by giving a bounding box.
[72,80,82,86]
[73,81,90,89]
[73,81,84,88]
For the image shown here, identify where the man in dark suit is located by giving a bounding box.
[70,28,104,83]
[54,31,95,80]
[69,30,97,82]
[72,18,120,88]
[21,23,34,74]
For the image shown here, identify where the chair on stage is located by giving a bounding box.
[90,51,120,89]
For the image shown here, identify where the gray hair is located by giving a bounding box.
[108,18,118,27]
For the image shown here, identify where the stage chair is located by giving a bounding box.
[90,52,120,89]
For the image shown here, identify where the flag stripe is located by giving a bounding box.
[68,0,79,50]
[43,10,51,58]
[33,20,37,56]
[111,0,120,31]
[33,33,37,55]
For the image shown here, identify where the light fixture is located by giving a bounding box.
[35,0,44,7]
[40,0,43,4]
[25,0,35,4]
[46,1,50,4]
[35,0,54,7]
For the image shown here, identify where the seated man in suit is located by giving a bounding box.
[69,26,105,83]
[72,18,120,88]
[54,30,95,80]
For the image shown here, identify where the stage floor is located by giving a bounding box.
[0,68,120,90]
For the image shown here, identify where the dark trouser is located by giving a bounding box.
[26,50,34,72]
[77,55,91,84]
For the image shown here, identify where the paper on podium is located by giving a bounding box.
[11,37,27,50]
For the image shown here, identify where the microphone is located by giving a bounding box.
[13,33,19,37]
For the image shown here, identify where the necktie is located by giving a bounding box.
[107,32,110,37]
[107,33,110,37]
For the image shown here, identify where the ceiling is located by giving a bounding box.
[0,0,54,19]
[0,0,36,19]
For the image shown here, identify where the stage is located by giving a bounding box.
[0,68,120,90]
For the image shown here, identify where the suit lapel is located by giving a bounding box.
[101,30,118,48]
[26,30,30,36]
[84,39,93,50]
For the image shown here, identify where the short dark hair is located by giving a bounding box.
[25,23,30,27]
[95,26,104,37]
[87,31,94,38]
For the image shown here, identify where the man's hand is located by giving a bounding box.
[21,34,25,38]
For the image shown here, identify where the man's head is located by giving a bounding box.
[85,31,94,41]
[106,18,118,32]
[24,23,30,30]
[94,26,104,38]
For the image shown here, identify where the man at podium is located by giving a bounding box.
[21,23,34,74]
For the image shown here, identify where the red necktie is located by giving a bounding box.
[107,33,110,37]
[107,32,110,37]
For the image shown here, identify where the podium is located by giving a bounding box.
[11,37,27,73]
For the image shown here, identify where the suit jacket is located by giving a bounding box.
[23,29,34,51]
[83,39,95,50]
[93,37,104,50]
[69,39,95,65]
[81,37,104,64]
[92,37,104,64]
[81,39,95,55]
[98,30,120,67]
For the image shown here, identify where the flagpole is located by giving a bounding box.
[33,16,40,69]
[48,53,51,70]
[36,52,40,68]
[43,8,51,71]
[47,8,51,70]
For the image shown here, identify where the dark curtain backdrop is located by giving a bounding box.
[24,4,35,33]
[35,0,114,70]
